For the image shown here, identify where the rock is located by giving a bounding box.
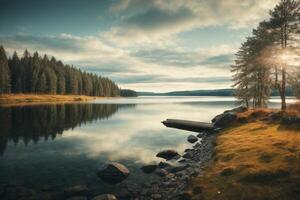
[170,164,190,173]
[268,112,283,121]
[187,135,198,143]
[197,132,204,138]
[158,161,171,168]
[156,150,180,160]
[97,162,130,184]
[212,127,222,133]
[64,185,88,197]
[212,112,237,127]
[281,115,300,125]
[141,163,157,174]
[226,106,247,113]
[182,151,193,159]
[66,197,87,200]
[178,159,187,163]
[184,148,193,152]
[155,169,168,177]
[193,143,201,149]
[91,194,117,200]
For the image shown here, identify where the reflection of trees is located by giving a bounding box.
[0,104,126,155]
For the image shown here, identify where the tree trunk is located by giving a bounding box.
[281,68,287,110]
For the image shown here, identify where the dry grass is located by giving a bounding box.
[190,109,300,200]
[0,94,96,106]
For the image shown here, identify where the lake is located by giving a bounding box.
[0,96,294,196]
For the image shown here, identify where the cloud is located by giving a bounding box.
[104,0,280,46]
[0,33,237,92]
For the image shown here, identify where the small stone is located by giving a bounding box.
[141,163,157,174]
[182,152,193,159]
[64,185,88,197]
[158,161,171,168]
[157,150,180,160]
[197,132,204,138]
[187,135,198,143]
[170,164,189,173]
[91,194,117,200]
[155,169,168,177]
[193,143,201,149]
[97,162,130,184]
[184,148,193,152]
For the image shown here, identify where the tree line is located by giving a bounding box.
[0,46,120,96]
[232,0,300,110]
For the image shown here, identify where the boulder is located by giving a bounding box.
[91,194,117,200]
[187,135,198,143]
[281,115,300,125]
[64,185,88,197]
[141,163,157,174]
[156,150,180,160]
[212,112,237,127]
[97,162,130,184]
[268,112,283,121]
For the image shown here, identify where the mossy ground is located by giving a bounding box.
[189,108,300,200]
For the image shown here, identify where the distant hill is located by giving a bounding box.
[138,88,294,97]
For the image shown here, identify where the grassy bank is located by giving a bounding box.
[189,109,300,200]
[0,94,97,106]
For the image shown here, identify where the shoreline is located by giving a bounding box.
[0,94,107,107]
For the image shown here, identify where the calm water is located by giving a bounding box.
[0,96,294,194]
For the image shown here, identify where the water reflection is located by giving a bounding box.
[0,97,289,195]
[0,104,120,155]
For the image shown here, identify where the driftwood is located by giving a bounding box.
[162,119,214,133]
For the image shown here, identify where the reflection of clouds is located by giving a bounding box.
[60,97,294,164]
[61,102,221,163]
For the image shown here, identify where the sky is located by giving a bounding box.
[0,0,280,92]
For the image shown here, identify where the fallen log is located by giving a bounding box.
[162,119,214,133]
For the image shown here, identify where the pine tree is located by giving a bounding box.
[1,46,120,97]
[0,46,11,93]
[9,51,21,93]
[269,0,300,110]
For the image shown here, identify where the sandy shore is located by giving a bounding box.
[0,94,98,106]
